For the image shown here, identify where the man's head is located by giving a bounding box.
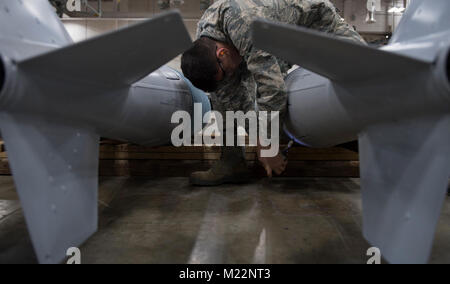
[181,37,242,92]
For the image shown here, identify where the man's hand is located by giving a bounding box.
[257,144,288,178]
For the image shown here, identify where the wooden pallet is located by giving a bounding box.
[0,140,360,177]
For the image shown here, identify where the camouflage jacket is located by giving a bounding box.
[197,0,365,136]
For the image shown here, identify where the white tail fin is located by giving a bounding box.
[359,115,450,263]
[252,20,431,83]
[0,113,99,264]
[19,11,192,87]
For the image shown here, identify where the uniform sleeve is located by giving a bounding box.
[246,50,288,136]
[196,3,229,42]
[225,11,288,140]
[224,13,288,114]
[299,0,366,44]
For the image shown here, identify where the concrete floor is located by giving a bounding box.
[0,176,449,264]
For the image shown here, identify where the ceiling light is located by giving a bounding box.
[388,7,405,13]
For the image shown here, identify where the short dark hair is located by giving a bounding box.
[181,37,219,92]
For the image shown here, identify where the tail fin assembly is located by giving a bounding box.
[252,0,450,263]
[19,11,192,87]
[251,20,431,83]
[0,1,193,264]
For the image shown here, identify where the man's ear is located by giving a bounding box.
[217,47,227,58]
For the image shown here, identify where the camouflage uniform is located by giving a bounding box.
[196,0,365,138]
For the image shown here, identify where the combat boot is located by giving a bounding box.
[190,147,251,186]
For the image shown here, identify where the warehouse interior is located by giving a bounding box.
[0,0,449,264]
